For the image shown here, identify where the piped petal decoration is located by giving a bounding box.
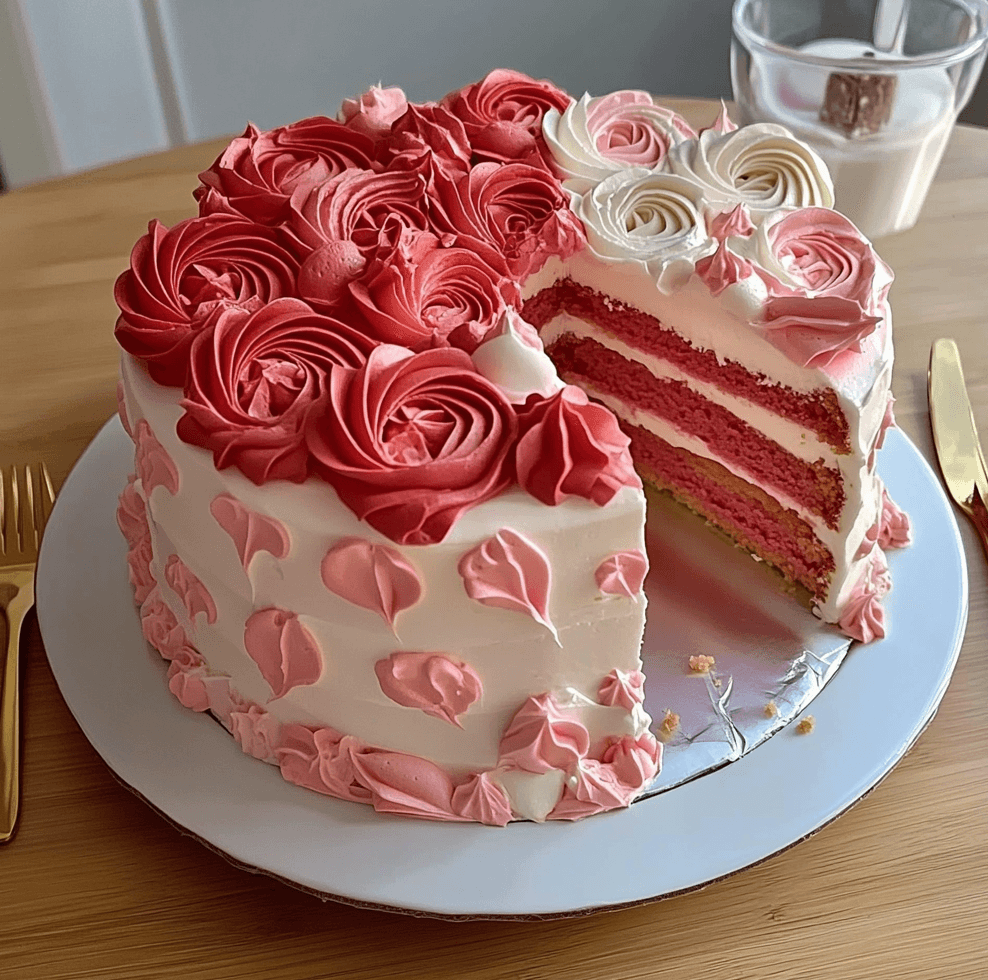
[349,747,464,821]
[134,419,179,495]
[321,537,423,632]
[164,554,218,624]
[595,550,648,598]
[497,692,591,773]
[244,608,323,699]
[276,725,371,803]
[450,771,513,826]
[374,652,482,726]
[707,203,754,240]
[597,668,646,710]
[210,493,291,572]
[514,386,640,506]
[879,489,912,549]
[695,239,754,297]
[838,554,891,643]
[229,704,282,761]
[458,528,558,642]
[139,587,191,661]
[117,475,156,604]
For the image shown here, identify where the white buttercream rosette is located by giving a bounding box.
[668,123,835,220]
[543,91,694,194]
[576,168,717,294]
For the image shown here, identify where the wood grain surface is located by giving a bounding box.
[1,99,985,980]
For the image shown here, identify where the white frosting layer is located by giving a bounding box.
[121,354,650,777]
[526,245,893,624]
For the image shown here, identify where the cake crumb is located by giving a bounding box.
[658,709,680,740]
[796,715,816,735]
[764,700,778,719]
[689,654,716,674]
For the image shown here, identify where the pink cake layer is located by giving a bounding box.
[623,422,834,598]
[523,280,852,454]
[546,333,846,530]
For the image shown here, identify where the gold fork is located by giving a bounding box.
[1,462,55,844]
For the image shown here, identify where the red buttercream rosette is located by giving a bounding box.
[177,297,377,484]
[377,102,472,179]
[305,345,518,545]
[431,161,585,280]
[758,208,892,368]
[194,117,376,225]
[114,214,302,387]
[441,68,572,166]
[349,230,520,350]
[515,386,641,506]
[286,167,432,305]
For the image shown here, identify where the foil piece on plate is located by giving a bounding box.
[637,493,850,799]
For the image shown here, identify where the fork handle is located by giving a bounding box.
[1,570,34,844]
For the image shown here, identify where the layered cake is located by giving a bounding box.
[114,70,910,825]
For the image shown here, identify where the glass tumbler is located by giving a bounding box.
[731,0,988,238]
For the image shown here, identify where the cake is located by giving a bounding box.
[113,70,910,826]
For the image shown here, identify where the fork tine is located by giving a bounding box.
[0,463,56,559]
[10,466,20,554]
[39,462,55,528]
[0,468,6,555]
[24,465,37,554]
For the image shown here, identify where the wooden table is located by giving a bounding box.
[1,99,985,980]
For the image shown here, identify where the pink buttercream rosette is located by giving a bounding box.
[756,208,892,369]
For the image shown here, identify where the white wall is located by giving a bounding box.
[2,0,982,189]
[0,0,735,187]
[153,0,734,141]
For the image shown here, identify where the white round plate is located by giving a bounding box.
[37,420,968,919]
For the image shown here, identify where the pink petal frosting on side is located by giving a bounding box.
[374,652,482,726]
[548,759,631,820]
[497,693,590,773]
[320,537,423,632]
[167,659,210,712]
[210,493,291,572]
[879,489,912,549]
[117,474,156,604]
[349,747,464,821]
[276,725,372,803]
[164,554,217,624]
[458,528,558,643]
[597,668,646,710]
[450,771,513,826]
[595,550,648,598]
[838,555,891,643]
[244,607,323,699]
[549,733,661,820]
[134,419,179,495]
[139,587,190,660]
[230,704,282,761]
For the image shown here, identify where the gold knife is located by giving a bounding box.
[929,338,988,559]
